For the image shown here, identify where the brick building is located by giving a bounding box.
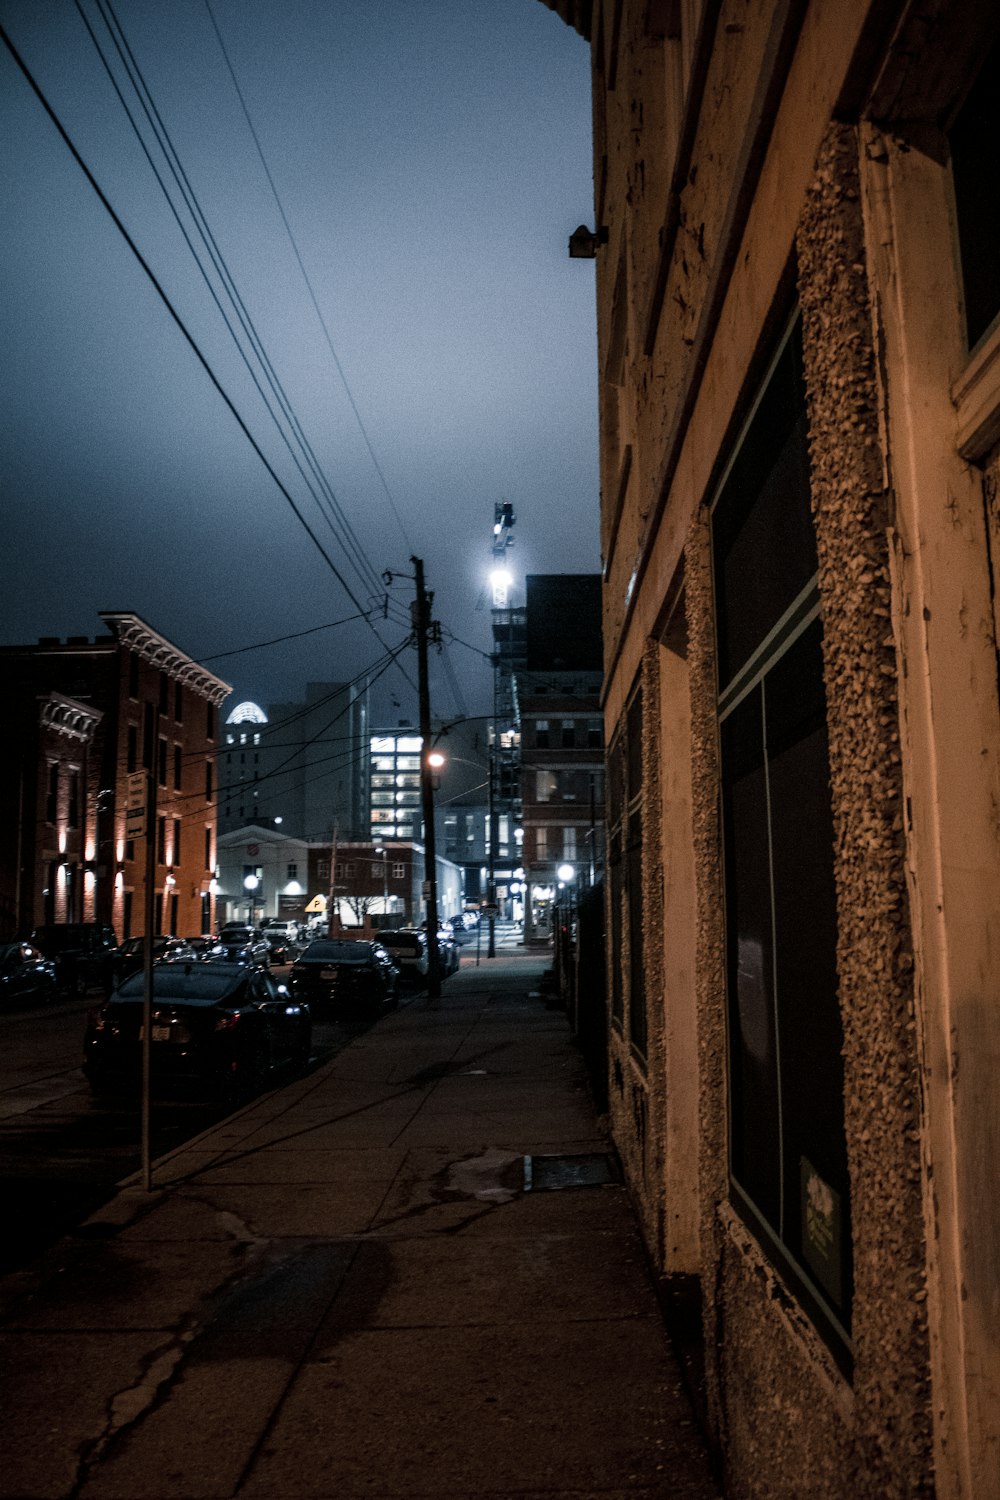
[0,613,230,941]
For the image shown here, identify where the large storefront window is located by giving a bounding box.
[607,688,646,1053]
[712,314,852,1363]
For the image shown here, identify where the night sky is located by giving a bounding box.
[0,0,598,724]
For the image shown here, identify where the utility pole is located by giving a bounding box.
[141,708,159,1193]
[487,654,497,958]
[412,556,442,1001]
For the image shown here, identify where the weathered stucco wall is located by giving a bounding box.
[673,125,935,1500]
[796,122,932,1496]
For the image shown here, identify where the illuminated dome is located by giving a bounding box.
[226,701,268,725]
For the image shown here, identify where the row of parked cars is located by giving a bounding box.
[0,917,474,1106]
[82,922,470,1104]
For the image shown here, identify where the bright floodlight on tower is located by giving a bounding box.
[490,566,513,607]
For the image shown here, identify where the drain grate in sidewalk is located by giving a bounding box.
[523,1153,618,1192]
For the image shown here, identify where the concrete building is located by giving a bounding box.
[0,614,229,941]
[218,680,369,842]
[545,1,1000,1495]
[214,824,311,927]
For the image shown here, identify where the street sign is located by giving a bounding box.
[125,772,147,841]
[305,895,327,913]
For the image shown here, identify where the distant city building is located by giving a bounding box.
[214,823,310,928]
[218,680,369,842]
[512,575,604,938]
[368,728,423,843]
[0,613,229,940]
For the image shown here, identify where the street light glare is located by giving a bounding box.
[556,863,576,883]
[427,750,446,768]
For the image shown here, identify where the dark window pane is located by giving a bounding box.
[626,810,646,1054]
[764,621,850,1316]
[712,321,817,687]
[721,685,781,1225]
[949,37,1000,350]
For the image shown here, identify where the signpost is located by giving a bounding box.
[126,772,147,841]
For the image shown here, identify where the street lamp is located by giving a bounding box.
[243,871,259,924]
[374,844,388,920]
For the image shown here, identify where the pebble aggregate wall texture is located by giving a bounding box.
[673,128,936,1498]
[796,122,932,1497]
[682,512,728,1461]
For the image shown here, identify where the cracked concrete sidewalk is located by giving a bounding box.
[0,949,720,1500]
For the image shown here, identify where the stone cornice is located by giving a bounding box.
[38,692,102,742]
[99,612,231,705]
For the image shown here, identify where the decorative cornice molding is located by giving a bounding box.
[38,692,102,742]
[99,612,232,705]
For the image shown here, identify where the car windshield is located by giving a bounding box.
[302,941,371,964]
[117,965,245,1002]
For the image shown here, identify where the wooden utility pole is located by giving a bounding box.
[412,556,441,1001]
[141,707,159,1192]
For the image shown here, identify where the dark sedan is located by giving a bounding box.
[0,943,58,1005]
[213,926,271,967]
[290,939,398,1015]
[113,936,195,986]
[83,962,311,1102]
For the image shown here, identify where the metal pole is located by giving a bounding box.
[413,556,441,1001]
[141,708,159,1193]
[487,653,497,958]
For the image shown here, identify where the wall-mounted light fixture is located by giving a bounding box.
[568,224,608,259]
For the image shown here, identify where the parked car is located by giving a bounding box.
[31,923,119,995]
[442,916,472,946]
[83,961,311,1101]
[290,939,398,1014]
[263,931,297,964]
[378,929,429,985]
[262,919,300,950]
[183,936,226,960]
[214,925,271,967]
[0,942,58,1005]
[434,927,461,974]
[113,936,195,986]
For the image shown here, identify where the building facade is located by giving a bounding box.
[218,680,369,842]
[0,614,230,941]
[514,575,605,938]
[214,824,312,927]
[545,0,1000,1496]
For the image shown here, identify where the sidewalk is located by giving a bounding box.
[0,950,719,1500]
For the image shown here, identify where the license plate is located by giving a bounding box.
[320,969,338,980]
[140,1023,182,1043]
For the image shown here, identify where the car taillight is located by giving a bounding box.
[214,1011,241,1031]
[89,1006,108,1031]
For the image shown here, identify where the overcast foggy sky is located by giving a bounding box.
[0,0,598,724]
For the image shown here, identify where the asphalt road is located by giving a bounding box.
[0,971,385,1275]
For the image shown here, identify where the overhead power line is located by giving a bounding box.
[197,608,375,663]
[79,0,385,605]
[0,19,417,696]
[203,0,415,557]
